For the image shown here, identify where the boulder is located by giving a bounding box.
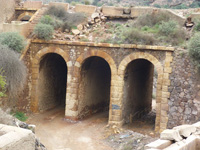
[72,29,80,35]
[173,125,196,138]
[77,24,84,31]
[91,13,100,19]
[160,129,183,142]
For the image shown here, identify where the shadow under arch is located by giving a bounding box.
[118,52,164,132]
[31,47,70,113]
[75,50,117,120]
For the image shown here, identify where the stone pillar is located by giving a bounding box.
[159,52,173,132]
[65,62,79,120]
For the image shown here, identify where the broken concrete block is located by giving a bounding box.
[160,129,183,142]
[145,139,172,149]
[173,125,196,138]
[193,121,200,129]
[163,135,198,150]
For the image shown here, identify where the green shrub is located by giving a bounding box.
[84,0,90,5]
[62,22,73,32]
[121,28,155,45]
[52,17,63,29]
[189,33,200,67]
[0,32,25,53]
[13,111,28,122]
[0,44,27,98]
[40,15,63,29]
[33,23,54,40]
[40,15,55,26]
[159,21,177,36]
[195,20,200,31]
[154,4,161,8]
[64,12,86,26]
[44,5,66,19]
[0,69,6,97]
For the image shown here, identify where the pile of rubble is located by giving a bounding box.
[53,9,107,41]
[145,122,200,150]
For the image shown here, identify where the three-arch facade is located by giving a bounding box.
[29,40,174,132]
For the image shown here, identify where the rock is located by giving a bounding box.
[101,16,107,21]
[91,12,99,19]
[28,124,36,133]
[145,139,172,149]
[77,24,84,31]
[65,29,70,33]
[65,35,73,40]
[95,18,101,23]
[72,29,80,35]
[193,121,200,129]
[123,8,131,14]
[160,129,183,142]
[173,125,196,138]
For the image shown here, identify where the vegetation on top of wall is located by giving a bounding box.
[33,5,86,40]
[0,44,27,98]
[0,32,25,53]
[189,33,200,68]
[33,23,54,40]
[103,12,186,46]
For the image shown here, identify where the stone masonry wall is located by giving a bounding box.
[0,0,16,32]
[168,48,200,128]
[21,40,174,132]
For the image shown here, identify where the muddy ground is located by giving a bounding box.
[27,107,158,150]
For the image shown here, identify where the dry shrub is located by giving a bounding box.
[44,5,66,19]
[44,5,86,31]
[0,44,27,98]
[133,11,171,27]
[64,12,86,26]
[122,28,155,45]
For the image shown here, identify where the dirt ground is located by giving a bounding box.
[27,107,158,150]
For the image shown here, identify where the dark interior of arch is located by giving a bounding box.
[38,53,67,112]
[78,56,111,119]
[21,15,31,21]
[123,59,155,124]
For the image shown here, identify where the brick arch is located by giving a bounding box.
[75,50,117,75]
[71,50,117,120]
[31,47,70,113]
[118,52,164,132]
[17,12,34,21]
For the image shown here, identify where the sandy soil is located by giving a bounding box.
[27,107,113,150]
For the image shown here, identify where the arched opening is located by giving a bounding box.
[20,15,31,21]
[37,53,67,112]
[78,56,111,119]
[122,59,157,132]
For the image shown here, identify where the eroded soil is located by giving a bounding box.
[27,107,158,150]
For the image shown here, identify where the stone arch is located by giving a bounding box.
[72,50,117,120]
[17,12,34,21]
[31,47,70,112]
[76,50,117,75]
[118,52,164,132]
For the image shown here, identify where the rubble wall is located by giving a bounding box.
[168,49,200,128]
